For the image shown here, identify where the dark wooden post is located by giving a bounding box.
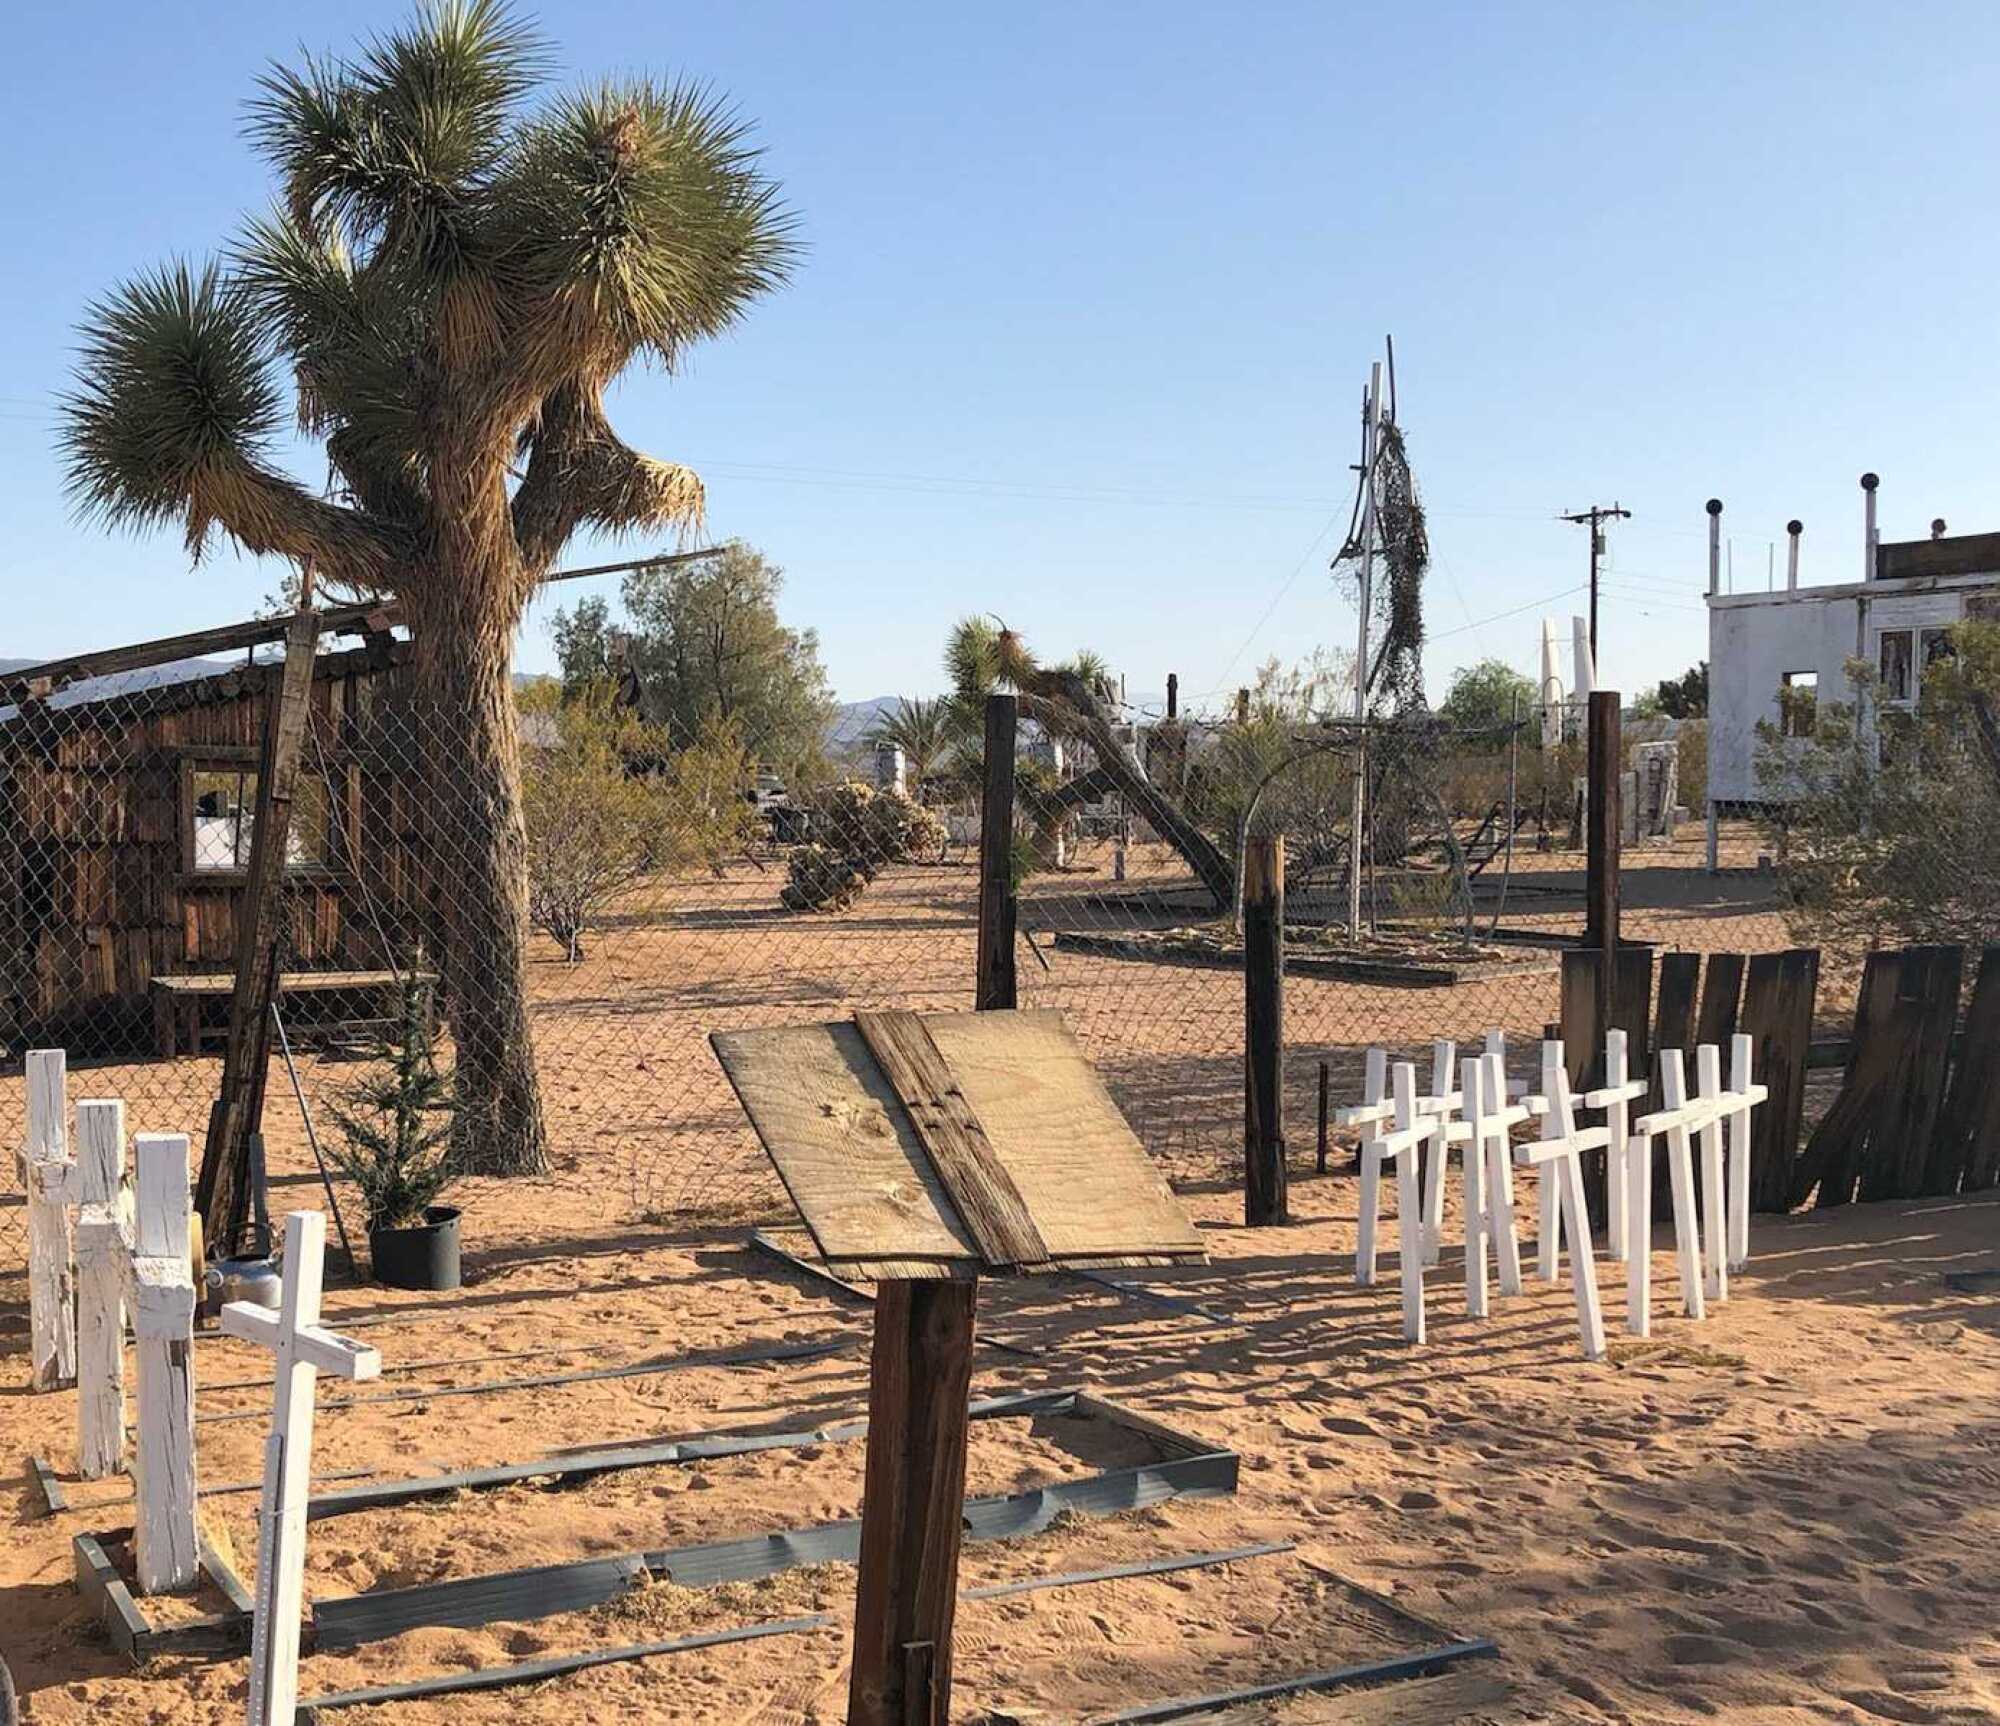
[975,694,1017,1013]
[1243,835,1287,1225]
[197,601,321,1254]
[1584,690,1621,970]
[849,693,1015,1724]
[1316,1060,1330,1174]
[846,1276,977,1726]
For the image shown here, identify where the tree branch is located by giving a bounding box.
[511,382,705,577]
[186,454,408,597]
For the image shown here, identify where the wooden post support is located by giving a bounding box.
[21,1050,77,1392]
[74,1100,130,1478]
[198,602,322,1256]
[975,694,1018,1014]
[129,1134,199,1594]
[1316,1061,1330,1174]
[1242,835,1287,1226]
[846,1277,977,1726]
[222,1211,380,1726]
[1584,687,1621,1012]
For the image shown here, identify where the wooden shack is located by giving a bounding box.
[0,614,427,1059]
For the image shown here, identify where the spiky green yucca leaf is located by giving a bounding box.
[61,0,795,594]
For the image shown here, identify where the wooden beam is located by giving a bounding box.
[853,1011,1049,1271]
[0,599,393,705]
[21,1050,76,1393]
[846,1278,977,1726]
[975,695,1018,1013]
[1242,835,1287,1227]
[196,606,321,1255]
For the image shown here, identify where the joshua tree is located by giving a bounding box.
[58,1,794,1174]
[946,619,1233,904]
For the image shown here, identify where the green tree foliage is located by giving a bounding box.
[519,680,757,958]
[866,696,956,794]
[1757,621,2000,960]
[326,969,459,1233]
[1437,658,1536,737]
[550,541,834,781]
[57,1,796,1181]
[778,782,949,912]
[1654,662,1709,720]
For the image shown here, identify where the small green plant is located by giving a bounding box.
[326,968,459,1232]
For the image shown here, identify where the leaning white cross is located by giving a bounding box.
[1626,1048,1710,1334]
[222,1211,380,1726]
[1511,1043,1607,1360]
[1355,1062,1437,1342]
[73,1117,200,1591]
[1721,1033,1766,1275]
[19,1050,77,1393]
[1460,1052,1530,1318]
[1580,1028,1649,1267]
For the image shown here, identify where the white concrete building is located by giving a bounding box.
[1705,480,2000,833]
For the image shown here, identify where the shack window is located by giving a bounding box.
[1778,670,1817,738]
[1920,626,1957,674]
[1878,629,1914,703]
[186,763,331,873]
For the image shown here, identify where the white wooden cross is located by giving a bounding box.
[73,1100,133,1479]
[1333,1047,1391,1138]
[1581,1028,1650,1267]
[223,1211,380,1726]
[1355,1063,1436,1342]
[1725,1033,1767,1274]
[1627,1049,1708,1334]
[1694,1045,1731,1305]
[1512,1043,1607,1360]
[1461,1052,1528,1318]
[19,1050,77,1392]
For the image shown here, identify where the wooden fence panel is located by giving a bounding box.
[1935,946,2000,1193]
[1740,947,1818,1212]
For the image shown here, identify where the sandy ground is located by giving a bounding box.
[3,1153,1998,1724]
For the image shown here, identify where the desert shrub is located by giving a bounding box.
[521,683,757,959]
[1756,622,2000,961]
[780,842,871,912]
[779,782,949,914]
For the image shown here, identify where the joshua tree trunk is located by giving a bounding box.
[404,508,550,1177]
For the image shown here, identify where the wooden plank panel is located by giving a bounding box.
[1694,951,1745,1050]
[853,1010,1049,1270]
[1654,952,1700,1064]
[1937,946,2000,1193]
[714,1010,1203,1272]
[923,1010,1203,1263]
[712,1022,978,1270]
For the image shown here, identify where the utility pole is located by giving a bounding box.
[1346,362,1384,940]
[1560,502,1631,669]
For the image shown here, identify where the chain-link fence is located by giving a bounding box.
[4,614,1994,1290]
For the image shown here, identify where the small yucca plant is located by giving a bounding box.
[326,967,459,1232]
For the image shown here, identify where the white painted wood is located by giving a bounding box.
[128,1133,197,1594]
[1486,1030,1524,1198]
[1695,1045,1729,1305]
[1536,1053,1607,1359]
[22,1050,77,1392]
[1625,1126,1653,1336]
[1461,1056,1489,1319]
[224,1211,381,1726]
[74,1100,129,1479]
[1333,1047,1391,1132]
[1653,1053,1708,1322]
[1726,1033,1760,1272]
[1536,1041,1564,1280]
[1598,1030,1635,1261]
[1479,1054,1524,1298]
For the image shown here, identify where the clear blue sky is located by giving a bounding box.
[4,2,1996,712]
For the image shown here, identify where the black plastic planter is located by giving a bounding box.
[368,1206,462,1291]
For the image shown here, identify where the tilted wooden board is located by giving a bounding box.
[712,1008,1204,1278]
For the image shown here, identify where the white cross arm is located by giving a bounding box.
[1361,1118,1438,1162]
[220,1304,383,1382]
[1724,1082,1770,1108]
[1516,1124,1613,1166]
[1334,1100,1394,1129]
[1633,1099,1722,1137]
[1583,1078,1650,1109]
